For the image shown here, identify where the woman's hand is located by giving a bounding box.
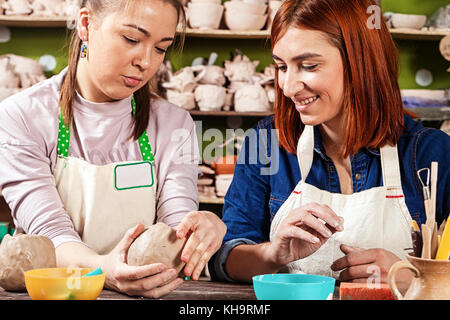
[100,224,183,298]
[176,211,227,280]
[267,203,344,267]
[331,244,414,292]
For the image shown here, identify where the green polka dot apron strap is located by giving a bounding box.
[58,95,154,162]
[54,94,157,255]
[132,96,154,162]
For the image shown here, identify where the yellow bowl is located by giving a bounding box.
[24,268,105,300]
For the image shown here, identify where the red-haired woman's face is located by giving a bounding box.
[273,26,345,126]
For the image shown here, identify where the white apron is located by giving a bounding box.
[54,96,157,255]
[270,125,413,278]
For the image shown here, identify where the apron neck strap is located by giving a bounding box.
[296,125,314,182]
[58,95,154,162]
[296,125,402,187]
[379,144,402,188]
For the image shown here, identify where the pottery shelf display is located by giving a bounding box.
[161,51,275,113]
[186,0,285,32]
[197,155,238,199]
[384,5,450,32]
[0,54,46,102]
[0,0,81,17]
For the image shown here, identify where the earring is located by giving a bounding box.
[80,41,88,58]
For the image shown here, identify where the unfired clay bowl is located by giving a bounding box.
[191,0,222,4]
[391,13,427,30]
[188,3,224,30]
[225,11,267,31]
[224,1,267,15]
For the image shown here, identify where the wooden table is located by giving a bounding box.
[0,279,256,300]
[0,278,340,300]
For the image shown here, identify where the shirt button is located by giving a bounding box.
[355,173,362,180]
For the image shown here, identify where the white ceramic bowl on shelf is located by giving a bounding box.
[190,0,222,4]
[224,1,267,15]
[224,11,267,31]
[187,3,224,30]
[391,13,427,30]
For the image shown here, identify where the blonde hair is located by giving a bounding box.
[59,0,186,140]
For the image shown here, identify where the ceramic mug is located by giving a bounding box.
[388,253,450,300]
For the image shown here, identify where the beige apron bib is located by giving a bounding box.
[54,96,157,255]
[270,125,413,278]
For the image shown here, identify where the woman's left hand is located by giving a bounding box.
[331,244,414,291]
[176,211,227,280]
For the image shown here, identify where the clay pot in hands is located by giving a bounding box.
[127,223,187,275]
[0,234,56,291]
[194,84,227,111]
[234,83,271,112]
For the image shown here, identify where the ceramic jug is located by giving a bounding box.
[388,254,450,300]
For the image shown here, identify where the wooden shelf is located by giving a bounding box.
[189,110,273,117]
[183,27,269,39]
[389,28,450,41]
[198,195,224,204]
[0,15,70,27]
[1,16,448,40]
[407,107,450,121]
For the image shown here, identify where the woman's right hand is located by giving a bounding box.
[267,203,344,267]
[100,224,183,299]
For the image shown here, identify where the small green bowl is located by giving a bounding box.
[252,274,336,300]
[0,223,8,243]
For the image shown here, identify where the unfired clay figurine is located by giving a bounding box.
[162,65,205,94]
[31,0,67,17]
[194,84,227,111]
[0,234,56,292]
[197,65,226,86]
[127,223,187,275]
[166,89,196,110]
[234,82,271,112]
[224,54,259,82]
[0,56,20,89]
[2,0,32,15]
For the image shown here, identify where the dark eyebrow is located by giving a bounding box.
[123,24,174,43]
[123,24,150,37]
[272,52,322,62]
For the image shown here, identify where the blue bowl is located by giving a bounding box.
[252,274,336,300]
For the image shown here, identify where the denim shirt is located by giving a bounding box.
[209,115,450,282]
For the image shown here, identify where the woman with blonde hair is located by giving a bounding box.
[209,0,449,292]
[0,0,226,298]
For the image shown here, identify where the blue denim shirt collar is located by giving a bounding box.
[312,126,380,161]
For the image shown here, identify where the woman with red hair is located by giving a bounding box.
[209,0,449,292]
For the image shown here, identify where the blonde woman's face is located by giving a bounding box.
[82,1,178,101]
[272,26,345,127]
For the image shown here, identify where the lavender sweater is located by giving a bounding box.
[0,68,200,249]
